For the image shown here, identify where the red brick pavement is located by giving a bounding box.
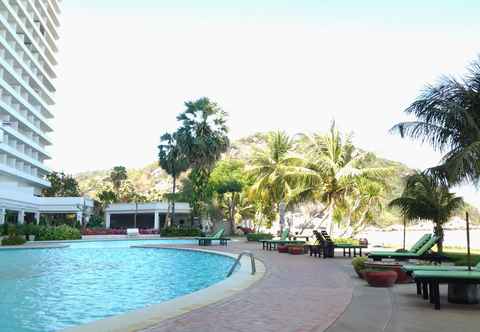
[140,241,354,332]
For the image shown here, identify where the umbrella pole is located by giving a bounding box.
[466,212,472,272]
[403,217,406,250]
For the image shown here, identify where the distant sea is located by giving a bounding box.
[358,228,480,249]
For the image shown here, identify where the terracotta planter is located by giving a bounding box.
[364,263,412,284]
[277,245,289,253]
[364,270,397,287]
[355,269,365,279]
[288,246,304,255]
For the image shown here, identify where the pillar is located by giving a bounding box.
[85,214,90,227]
[105,212,111,229]
[76,212,82,225]
[18,210,25,225]
[0,208,5,225]
[154,212,159,230]
[34,212,40,224]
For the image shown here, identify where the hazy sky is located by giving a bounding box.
[50,1,480,204]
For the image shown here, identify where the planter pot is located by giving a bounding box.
[277,245,289,253]
[355,268,365,279]
[364,263,413,284]
[364,270,397,287]
[288,246,304,255]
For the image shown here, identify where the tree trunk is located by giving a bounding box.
[171,175,176,227]
[434,222,444,253]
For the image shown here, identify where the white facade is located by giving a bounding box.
[0,0,61,194]
[105,202,191,229]
[0,1,94,224]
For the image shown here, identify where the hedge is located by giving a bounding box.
[246,233,273,242]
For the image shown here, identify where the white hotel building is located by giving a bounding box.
[0,0,92,225]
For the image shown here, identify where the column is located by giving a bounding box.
[154,212,159,230]
[76,212,82,225]
[105,212,111,229]
[0,208,5,225]
[34,212,40,224]
[84,214,90,227]
[18,210,25,225]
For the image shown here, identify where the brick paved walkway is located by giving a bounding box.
[140,241,354,332]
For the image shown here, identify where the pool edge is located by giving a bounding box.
[60,246,265,332]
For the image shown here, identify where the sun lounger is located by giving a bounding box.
[261,229,305,251]
[368,235,445,262]
[412,270,480,309]
[196,228,230,246]
[309,230,367,258]
[368,234,432,257]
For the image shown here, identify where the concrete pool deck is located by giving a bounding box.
[139,241,479,332]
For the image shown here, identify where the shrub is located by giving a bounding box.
[351,256,368,272]
[246,233,273,242]
[162,227,201,237]
[334,237,360,245]
[395,248,409,253]
[1,222,8,236]
[82,228,127,235]
[1,235,26,246]
[139,228,160,235]
[36,225,82,241]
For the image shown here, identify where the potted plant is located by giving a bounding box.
[363,268,398,287]
[277,244,289,253]
[352,256,368,278]
[287,244,305,255]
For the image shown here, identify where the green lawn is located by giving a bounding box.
[444,251,480,266]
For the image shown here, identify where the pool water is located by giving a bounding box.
[0,240,234,332]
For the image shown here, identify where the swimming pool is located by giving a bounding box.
[0,240,235,332]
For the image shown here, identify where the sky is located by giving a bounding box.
[49,1,480,204]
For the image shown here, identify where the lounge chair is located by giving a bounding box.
[402,262,480,298]
[368,235,446,262]
[196,228,230,246]
[368,234,432,257]
[412,270,480,309]
[261,229,305,251]
[309,230,367,258]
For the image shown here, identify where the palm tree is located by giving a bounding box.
[391,58,480,185]
[300,122,393,234]
[109,166,128,194]
[389,172,464,253]
[158,132,189,226]
[248,131,313,231]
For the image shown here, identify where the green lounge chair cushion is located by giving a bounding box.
[196,228,224,240]
[403,262,480,273]
[415,236,438,256]
[413,270,480,281]
[409,234,432,253]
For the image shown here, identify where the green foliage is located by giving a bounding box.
[392,57,480,186]
[175,97,230,217]
[389,172,464,252]
[1,235,26,246]
[444,252,480,266]
[161,227,201,237]
[351,256,368,271]
[42,171,80,197]
[87,215,104,228]
[110,166,128,192]
[334,237,360,245]
[36,225,82,241]
[246,232,273,242]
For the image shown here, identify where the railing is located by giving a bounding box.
[227,251,256,277]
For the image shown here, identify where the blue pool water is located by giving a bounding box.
[0,240,234,332]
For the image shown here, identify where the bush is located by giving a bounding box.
[82,228,127,235]
[36,225,82,241]
[246,233,273,242]
[334,237,360,245]
[139,228,160,235]
[86,215,104,228]
[445,252,480,266]
[1,235,26,246]
[162,227,201,237]
[351,256,368,272]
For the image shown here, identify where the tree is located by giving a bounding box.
[42,171,81,197]
[248,131,312,232]
[391,58,480,186]
[109,166,128,193]
[299,122,393,234]
[389,172,464,253]
[158,132,189,226]
[209,160,248,233]
[176,97,229,218]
